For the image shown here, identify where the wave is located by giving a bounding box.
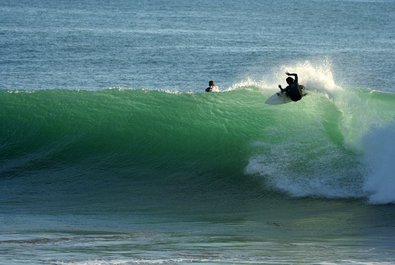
[1,69,394,205]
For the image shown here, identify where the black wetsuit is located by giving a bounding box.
[284,83,302,101]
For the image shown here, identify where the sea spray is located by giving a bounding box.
[232,59,342,96]
[278,59,340,94]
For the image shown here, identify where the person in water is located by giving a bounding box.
[278,72,303,101]
[205,80,219,92]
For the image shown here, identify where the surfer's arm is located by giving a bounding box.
[286,72,298,83]
[278,85,285,92]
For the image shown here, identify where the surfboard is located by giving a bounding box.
[265,91,292,105]
[265,85,306,105]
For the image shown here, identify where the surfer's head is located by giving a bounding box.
[209,80,215,86]
[286,77,294,84]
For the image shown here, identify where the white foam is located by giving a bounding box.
[245,141,364,200]
[228,59,342,97]
[276,59,341,95]
[362,123,395,204]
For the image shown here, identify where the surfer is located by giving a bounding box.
[205,80,219,92]
[278,72,303,101]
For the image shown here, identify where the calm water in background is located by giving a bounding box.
[1,1,395,264]
[1,0,394,91]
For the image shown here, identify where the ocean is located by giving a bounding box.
[1,0,395,264]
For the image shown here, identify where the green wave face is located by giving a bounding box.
[1,88,394,205]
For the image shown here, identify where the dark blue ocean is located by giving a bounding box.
[1,0,395,264]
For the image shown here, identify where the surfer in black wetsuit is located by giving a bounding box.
[278,72,303,101]
[205,80,219,92]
